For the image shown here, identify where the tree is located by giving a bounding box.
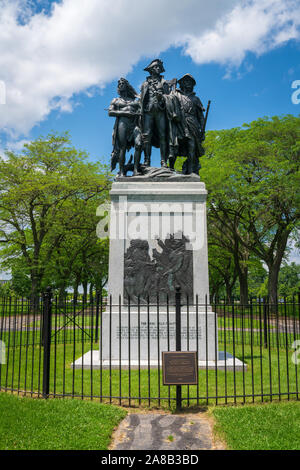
[11,267,31,298]
[208,242,238,301]
[207,214,251,303]
[247,260,268,298]
[278,262,300,298]
[0,280,12,297]
[0,132,112,310]
[202,115,300,306]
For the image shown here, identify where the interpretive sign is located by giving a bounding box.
[162,351,198,385]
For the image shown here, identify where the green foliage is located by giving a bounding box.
[202,115,300,301]
[11,267,31,298]
[0,132,112,299]
[247,259,268,297]
[278,262,300,297]
[208,243,237,300]
[0,280,12,297]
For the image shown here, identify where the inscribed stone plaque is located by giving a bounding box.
[162,351,198,385]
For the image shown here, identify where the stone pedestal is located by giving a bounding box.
[100,308,217,365]
[104,179,217,365]
[73,178,245,371]
[108,180,210,306]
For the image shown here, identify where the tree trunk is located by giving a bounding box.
[266,228,290,313]
[233,255,248,305]
[210,286,218,303]
[82,280,88,304]
[30,274,40,315]
[89,283,94,302]
[58,285,66,310]
[225,281,233,304]
[267,261,281,313]
[238,267,249,305]
[73,280,79,306]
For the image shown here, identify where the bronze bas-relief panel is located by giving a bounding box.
[123,233,193,304]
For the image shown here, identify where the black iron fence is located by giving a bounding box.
[0,291,299,409]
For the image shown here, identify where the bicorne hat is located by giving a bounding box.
[144,59,165,73]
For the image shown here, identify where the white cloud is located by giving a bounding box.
[0,137,31,160]
[183,0,300,66]
[0,0,299,138]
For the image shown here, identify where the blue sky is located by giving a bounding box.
[0,0,299,168]
[0,0,299,271]
[26,42,300,168]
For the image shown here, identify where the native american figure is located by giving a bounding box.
[108,78,142,176]
[124,240,157,303]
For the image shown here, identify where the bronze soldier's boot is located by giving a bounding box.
[144,155,151,167]
[119,155,125,177]
[186,156,193,175]
[143,135,151,167]
[169,156,175,170]
[168,145,178,170]
[160,143,168,168]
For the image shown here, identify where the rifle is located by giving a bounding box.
[201,100,211,140]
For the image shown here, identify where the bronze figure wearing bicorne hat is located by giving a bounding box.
[139,58,175,168]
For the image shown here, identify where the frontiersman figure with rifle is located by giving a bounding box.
[166,73,210,175]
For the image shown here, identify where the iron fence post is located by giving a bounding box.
[95,292,100,343]
[42,287,52,399]
[263,296,268,349]
[175,286,182,411]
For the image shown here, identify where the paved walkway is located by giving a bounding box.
[110,412,224,450]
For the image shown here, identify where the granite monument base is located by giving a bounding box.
[72,308,247,371]
[71,350,246,371]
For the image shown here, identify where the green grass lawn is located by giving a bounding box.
[1,311,299,450]
[1,392,299,450]
[212,401,300,450]
[0,392,127,450]
[1,339,299,410]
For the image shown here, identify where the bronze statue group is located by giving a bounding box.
[108,59,210,177]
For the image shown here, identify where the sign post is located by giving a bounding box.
[175,287,182,410]
[162,287,198,410]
